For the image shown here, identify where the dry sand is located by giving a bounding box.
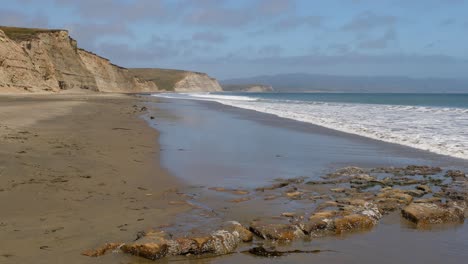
[0,94,189,264]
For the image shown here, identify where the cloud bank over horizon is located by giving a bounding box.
[1,0,467,80]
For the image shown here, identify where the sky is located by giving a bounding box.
[1,0,467,80]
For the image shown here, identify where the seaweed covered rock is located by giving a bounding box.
[249,221,305,241]
[120,230,169,260]
[222,221,253,242]
[333,214,376,234]
[401,202,464,226]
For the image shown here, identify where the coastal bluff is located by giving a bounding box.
[0,26,221,93]
[130,68,222,92]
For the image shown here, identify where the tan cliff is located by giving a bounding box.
[221,84,274,92]
[130,68,222,92]
[0,26,221,94]
[77,49,157,93]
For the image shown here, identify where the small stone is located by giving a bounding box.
[416,185,432,193]
[285,191,303,198]
[281,212,296,218]
[330,188,346,193]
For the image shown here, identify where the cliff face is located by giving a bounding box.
[21,30,99,91]
[77,49,157,93]
[173,72,222,92]
[130,68,222,92]
[0,28,55,92]
[0,26,222,94]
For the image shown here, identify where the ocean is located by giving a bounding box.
[147,93,468,264]
[154,92,468,160]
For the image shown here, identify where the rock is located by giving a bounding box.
[325,167,367,178]
[333,214,376,234]
[403,189,426,197]
[315,201,340,211]
[202,230,241,255]
[81,243,122,257]
[401,202,465,226]
[285,191,303,199]
[255,182,289,192]
[377,188,414,204]
[416,185,432,193]
[445,170,466,179]
[414,197,442,203]
[302,211,336,234]
[376,189,414,213]
[222,221,253,242]
[404,165,442,175]
[166,238,198,255]
[330,188,346,193]
[208,187,249,195]
[249,222,305,241]
[372,165,442,176]
[121,230,169,260]
[281,212,296,218]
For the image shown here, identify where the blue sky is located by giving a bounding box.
[1,0,467,79]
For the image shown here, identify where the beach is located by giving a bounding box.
[0,94,188,264]
[0,94,466,263]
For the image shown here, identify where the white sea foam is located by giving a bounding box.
[154,93,257,101]
[152,93,468,160]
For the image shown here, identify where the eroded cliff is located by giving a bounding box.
[0,26,222,94]
[130,68,222,92]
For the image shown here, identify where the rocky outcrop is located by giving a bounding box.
[86,222,252,261]
[173,72,222,92]
[1,26,221,94]
[83,165,467,262]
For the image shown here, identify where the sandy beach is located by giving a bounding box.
[1,94,467,264]
[0,94,189,264]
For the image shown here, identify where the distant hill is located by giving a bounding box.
[222,73,468,93]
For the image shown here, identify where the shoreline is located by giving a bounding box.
[198,99,468,166]
[0,94,189,264]
[1,93,466,263]
[142,97,467,263]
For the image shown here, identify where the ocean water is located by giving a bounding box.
[152,93,468,160]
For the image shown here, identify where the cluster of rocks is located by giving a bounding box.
[82,221,252,260]
[82,165,467,261]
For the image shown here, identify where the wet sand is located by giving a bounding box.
[0,94,189,264]
[147,98,468,264]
